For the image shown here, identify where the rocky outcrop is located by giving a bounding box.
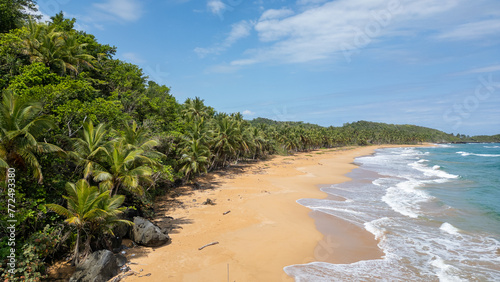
[70,250,124,282]
[131,217,171,247]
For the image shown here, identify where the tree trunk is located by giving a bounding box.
[74,228,80,265]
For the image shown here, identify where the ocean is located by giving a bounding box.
[284,144,500,281]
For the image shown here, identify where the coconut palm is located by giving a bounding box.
[93,140,154,196]
[179,138,210,181]
[45,179,131,264]
[247,126,268,159]
[0,91,62,182]
[115,120,159,151]
[182,97,210,121]
[210,116,243,168]
[70,120,109,180]
[22,19,95,76]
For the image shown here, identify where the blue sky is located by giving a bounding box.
[35,0,500,135]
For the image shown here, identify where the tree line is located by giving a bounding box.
[0,2,499,281]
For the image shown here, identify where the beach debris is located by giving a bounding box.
[202,198,216,205]
[199,241,219,250]
[108,270,135,282]
[223,210,231,215]
[131,217,171,247]
[138,273,151,277]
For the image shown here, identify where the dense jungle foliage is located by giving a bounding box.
[1,2,498,280]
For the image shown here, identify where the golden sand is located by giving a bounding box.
[123,145,427,281]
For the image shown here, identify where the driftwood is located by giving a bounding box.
[223,210,231,215]
[198,241,219,250]
[108,270,135,282]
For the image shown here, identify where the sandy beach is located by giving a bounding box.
[122,145,424,282]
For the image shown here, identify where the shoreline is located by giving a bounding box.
[123,144,431,281]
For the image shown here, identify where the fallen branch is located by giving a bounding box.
[198,241,219,250]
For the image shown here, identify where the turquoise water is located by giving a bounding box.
[422,144,500,239]
[285,144,500,281]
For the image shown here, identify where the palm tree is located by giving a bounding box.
[247,126,268,159]
[210,116,242,168]
[59,32,95,75]
[93,140,154,196]
[182,97,210,121]
[22,19,95,76]
[179,138,210,181]
[0,91,62,183]
[45,179,132,265]
[70,120,109,180]
[115,120,159,151]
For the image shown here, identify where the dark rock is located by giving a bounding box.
[131,217,171,247]
[123,208,140,219]
[114,223,131,239]
[69,250,123,282]
[111,236,123,253]
[115,254,127,268]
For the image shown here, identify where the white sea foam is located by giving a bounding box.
[288,146,500,281]
[364,218,389,240]
[409,161,459,180]
[439,144,457,148]
[456,151,500,157]
[484,145,500,148]
[382,179,433,218]
[440,222,460,236]
[431,256,466,282]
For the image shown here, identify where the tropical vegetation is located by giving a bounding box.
[0,2,499,281]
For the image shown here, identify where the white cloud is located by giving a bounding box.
[259,8,294,21]
[93,0,144,22]
[195,20,253,57]
[231,59,258,66]
[297,0,328,5]
[27,4,51,23]
[456,64,500,75]
[207,0,226,16]
[242,110,255,116]
[436,19,500,41]
[229,0,463,65]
